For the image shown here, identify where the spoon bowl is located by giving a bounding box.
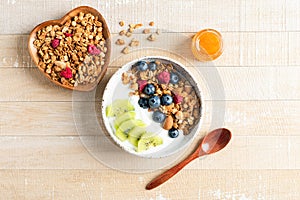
[146,128,232,190]
[201,128,232,154]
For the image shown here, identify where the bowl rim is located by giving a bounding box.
[101,55,204,158]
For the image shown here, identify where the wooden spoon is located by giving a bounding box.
[146,128,232,190]
[28,6,111,91]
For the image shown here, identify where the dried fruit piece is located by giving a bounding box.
[60,66,73,79]
[173,94,183,104]
[137,80,148,92]
[157,71,170,84]
[88,45,101,55]
[64,33,73,37]
[51,39,60,48]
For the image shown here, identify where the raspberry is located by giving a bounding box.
[60,67,73,79]
[137,80,147,92]
[64,33,73,37]
[51,39,60,48]
[173,94,183,104]
[88,45,101,55]
[157,71,170,84]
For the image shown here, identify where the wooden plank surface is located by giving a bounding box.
[0,135,299,170]
[0,101,299,136]
[0,0,299,199]
[0,0,296,34]
[0,170,299,200]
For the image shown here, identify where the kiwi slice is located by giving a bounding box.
[106,99,135,117]
[115,128,128,141]
[137,132,163,152]
[115,119,146,141]
[114,111,136,129]
[128,126,147,147]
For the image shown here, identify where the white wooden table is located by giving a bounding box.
[0,0,299,199]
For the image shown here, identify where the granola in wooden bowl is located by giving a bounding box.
[28,6,111,91]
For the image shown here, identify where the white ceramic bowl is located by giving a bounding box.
[101,56,203,158]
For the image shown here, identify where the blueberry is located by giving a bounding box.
[148,61,157,71]
[138,98,149,109]
[168,128,179,138]
[148,96,161,108]
[170,72,180,84]
[161,94,173,106]
[143,84,156,95]
[152,111,166,123]
[135,61,148,71]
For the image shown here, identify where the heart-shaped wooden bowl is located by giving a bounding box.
[28,6,111,91]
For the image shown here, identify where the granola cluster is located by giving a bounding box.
[122,59,201,135]
[115,21,160,54]
[33,12,107,87]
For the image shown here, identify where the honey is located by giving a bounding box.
[191,29,223,61]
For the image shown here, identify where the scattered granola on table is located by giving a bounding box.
[33,12,108,87]
[121,47,130,54]
[149,21,155,26]
[121,59,201,137]
[116,21,161,54]
[147,34,156,41]
[129,38,140,47]
[115,39,125,45]
[119,20,125,27]
[143,28,150,34]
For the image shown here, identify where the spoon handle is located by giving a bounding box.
[146,153,199,190]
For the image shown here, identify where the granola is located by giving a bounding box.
[147,34,156,41]
[149,21,155,26]
[33,12,107,87]
[122,59,201,135]
[116,21,161,54]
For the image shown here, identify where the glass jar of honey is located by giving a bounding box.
[191,29,223,61]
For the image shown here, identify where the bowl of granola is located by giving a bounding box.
[28,6,111,91]
[102,56,202,158]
